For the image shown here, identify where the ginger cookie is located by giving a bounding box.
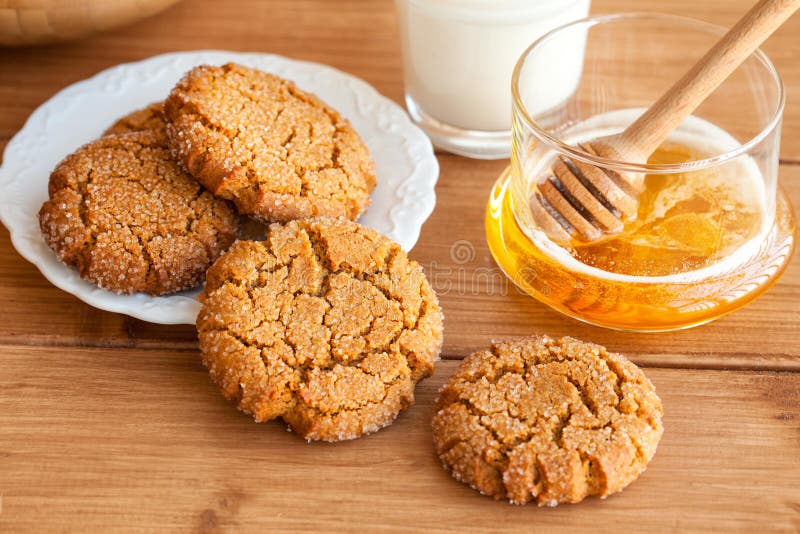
[38,130,239,295]
[103,102,166,136]
[164,63,376,223]
[197,218,443,441]
[432,336,663,506]
[105,103,271,242]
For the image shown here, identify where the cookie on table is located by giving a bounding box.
[103,102,166,136]
[432,335,663,506]
[164,63,376,223]
[38,130,239,295]
[197,218,443,441]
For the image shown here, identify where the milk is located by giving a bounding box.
[395,0,591,132]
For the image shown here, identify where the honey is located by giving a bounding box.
[569,141,766,277]
[486,138,796,331]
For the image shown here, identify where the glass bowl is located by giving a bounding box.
[486,13,796,331]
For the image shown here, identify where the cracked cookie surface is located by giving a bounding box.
[38,130,239,295]
[165,63,376,223]
[432,336,663,506]
[197,218,443,442]
[104,102,166,136]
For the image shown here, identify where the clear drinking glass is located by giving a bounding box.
[394,0,591,159]
[486,13,796,331]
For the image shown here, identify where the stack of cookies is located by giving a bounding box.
[39,62,444,442]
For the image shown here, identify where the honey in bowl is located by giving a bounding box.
[487,113,796,331]
[570,140,765,277]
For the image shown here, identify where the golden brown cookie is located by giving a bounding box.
[164,63,376,223]
[432,336,663,506]
[104,102,166,136]
[38,130,239,295]
[105,103,272,243]
[197,218,443,441]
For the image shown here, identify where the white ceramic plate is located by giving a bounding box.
[0,50,438,324]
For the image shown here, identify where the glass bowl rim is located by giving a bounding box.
[511,11,787,174]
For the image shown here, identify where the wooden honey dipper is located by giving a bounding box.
[532,0,800,243]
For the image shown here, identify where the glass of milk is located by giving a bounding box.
[395,0,591,159]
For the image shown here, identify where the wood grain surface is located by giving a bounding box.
[0,0,799,532]
[1,353,799,532]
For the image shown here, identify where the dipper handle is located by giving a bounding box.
[616,0,800,159]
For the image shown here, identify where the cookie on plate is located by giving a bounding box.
[103,101,166,136]
[164,63,376,223]
[38,130,239,295]
[197,218,443,441]
[432,335,663,506]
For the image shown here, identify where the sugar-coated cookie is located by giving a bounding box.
[104,102,166,136]
[165,63,376,223]
[432,335,663,505]
[39,130,238,295]
[197,218,443,441]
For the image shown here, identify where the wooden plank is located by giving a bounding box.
[0,350,797,532]
[0,1,797,531]
[0,0,798,160]
[0,163,798,369]
[0,225,198,348]
[0,0,405,156]
[0,0,798,367]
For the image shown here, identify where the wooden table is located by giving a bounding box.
[1,0,798,531]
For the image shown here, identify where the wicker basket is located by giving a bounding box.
[0,0,182,46]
